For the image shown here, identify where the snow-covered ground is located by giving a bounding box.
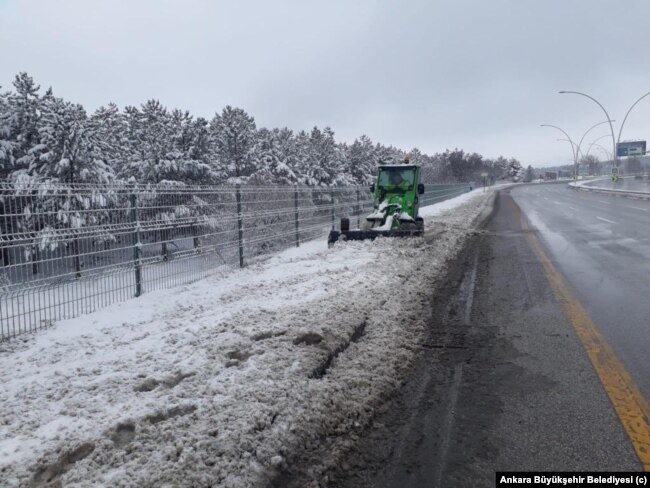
[0,188,496,487]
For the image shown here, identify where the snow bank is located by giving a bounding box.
[0,188,496,487]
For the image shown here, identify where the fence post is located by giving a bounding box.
[356,188,361,228]
[330,190,335,226]
[73,237,81,278]
[130,191,142,297]
[236,184,244,268]
[193,223,200,249]
[161,228,167,261]
[294,187,300,247]
[1,200,10,266]
[32,245,38,275]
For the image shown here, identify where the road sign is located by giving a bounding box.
[616,140,646,157]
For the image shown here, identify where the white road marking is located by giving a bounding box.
[627,205,647,211]
[567,206,578,211]
[596,216,616,224]
[597,200,610,204]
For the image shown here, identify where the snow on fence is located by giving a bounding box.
[0,181,470,339]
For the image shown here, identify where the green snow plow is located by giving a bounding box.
[328,157,425,245]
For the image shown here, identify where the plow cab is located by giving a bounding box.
[328,158,425,245]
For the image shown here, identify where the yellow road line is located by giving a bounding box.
[512,198,650,471]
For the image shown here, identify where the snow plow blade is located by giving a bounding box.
[328,228,423,246]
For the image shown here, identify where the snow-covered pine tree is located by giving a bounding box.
[347,135,376,185]
[140,99,172,183]
[374,143,402,166]
[34,96,113,184]
[523,165,535,182]
[493,156,509,179]
[306,126,341,186]
[0,73,44,182]
[0,86,13,180]
[119,100,174,183]
[407,147,423,165]
[507,157,523,180]
[11,92,116,276]
[250,128,297,185]
[209,106,256,183]
[293,130,315,186]
[0,85,13,267]
[187,117,213,178]
[89,103,127,176]
[162,109,214,184]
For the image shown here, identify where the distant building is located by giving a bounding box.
[545,171,558,180]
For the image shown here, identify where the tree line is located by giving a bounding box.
[0,72,523,188]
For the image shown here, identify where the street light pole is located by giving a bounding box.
[556,138,581,177]
[616,92,650,156]
[559,91,650,174]
[558,91,617,169]
[541,124,578,179]
[576,120,614,163]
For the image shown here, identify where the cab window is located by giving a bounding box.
[379,168,415,188]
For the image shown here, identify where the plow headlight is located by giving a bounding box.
[407,201,413,207]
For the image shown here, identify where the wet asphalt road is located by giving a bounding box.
[324,184,643,487]
[512,182,650,398]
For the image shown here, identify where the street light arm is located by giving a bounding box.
[585,134,611,158]
[592,143,613,161]
[559,91,617,166]
[616,91,650,146]
[557,138,579,149]
[577,120,614,161]
[541,124,577,163]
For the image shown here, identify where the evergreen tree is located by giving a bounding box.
[34,96,113,184]
[250,128,297,185]
[347,135,376,184]
[0,86,12,179]
[0,73,43,180]
[293,130,315,185]
[306,126,341,186]
[275,127,301,178]
[89,103,127,174]
[507,157,523,180]
[209,106,256,181]
[523,165,535,182]
[407,147,423,165]
[162,109,214,184]
[188,117,212,168]
[0,71,532,189]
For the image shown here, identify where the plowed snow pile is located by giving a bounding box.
[0,188,494,487]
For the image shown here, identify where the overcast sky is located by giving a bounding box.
[1,0,649,167]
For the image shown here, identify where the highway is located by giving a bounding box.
[325,182,648,487]
[514,182,650,399]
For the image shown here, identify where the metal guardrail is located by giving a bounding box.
[0,181,470,339]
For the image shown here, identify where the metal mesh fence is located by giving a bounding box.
[0,181,470,339]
